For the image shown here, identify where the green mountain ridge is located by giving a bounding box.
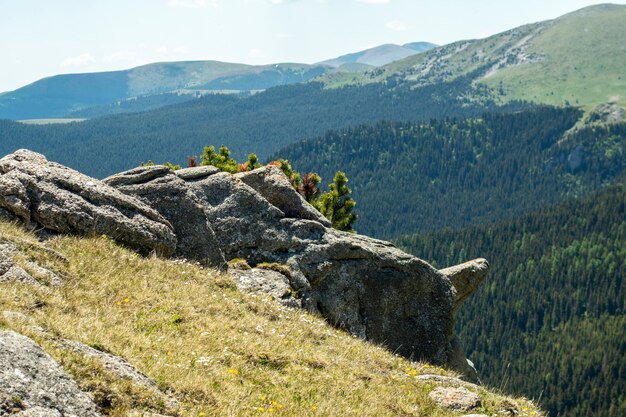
[0,73,526,178]
[0,42,436,120]
[274,107,626,238]
[317,42,437,68]
[0,61,328,120]
[322,4,626,111]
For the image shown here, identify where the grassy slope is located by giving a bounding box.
[0,221,542,417]
[321,4,626,109]
[482,4,626,108]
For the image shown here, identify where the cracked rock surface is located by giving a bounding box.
[0,330,102,417]
[0,150,176,257]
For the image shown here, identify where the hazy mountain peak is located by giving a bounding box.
[317,42,437,68]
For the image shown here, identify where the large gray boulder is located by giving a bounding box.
[0,330,102,417]
[0,150,175,256]
[180,168,488,374]
[104,166,225,269]
[235,165,331,226]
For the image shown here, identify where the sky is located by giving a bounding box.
[1,0,624,92]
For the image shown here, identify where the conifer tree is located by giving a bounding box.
[318,171,357,232]
[201,145,237,173]
[238,153,262,172]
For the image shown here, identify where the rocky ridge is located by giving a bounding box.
[0,150,492,415]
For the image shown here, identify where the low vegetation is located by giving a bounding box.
[0,221,542,416]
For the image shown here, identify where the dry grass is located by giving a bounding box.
[0,221,543,416]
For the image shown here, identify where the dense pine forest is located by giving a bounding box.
[276,107,626,238]
[395,181,626,417]
[0,74,528,178]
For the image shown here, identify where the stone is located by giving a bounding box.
[0,241,64,286]
[14,407,63,417]
[181,169,487,372]
[0,242,38,285]
[440,258,489,314]
[0,150,176,257]
[174,165,220,180]
[415,374,479,389]
[104,166,225,269]
[428,386,481,411]
[0,330,102,417]
[230,267,300,307]
[235,165,331,226]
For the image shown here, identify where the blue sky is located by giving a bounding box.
[1,0,624,92]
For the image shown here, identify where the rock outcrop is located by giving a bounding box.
[0,150,175,256]
[235,165,331,226]
[428,386,481,411]
[177,165,487,373]
[104,166,225,268]
[0,151,489,378]
[230,266,300,307]
[0,330,102,417]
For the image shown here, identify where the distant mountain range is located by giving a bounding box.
[317,42,437,68]
[323,4,626,110]
[0,42,437,120]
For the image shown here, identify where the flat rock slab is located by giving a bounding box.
[0,330,102,417]
[428,386,481,411]
[0,150,176,257]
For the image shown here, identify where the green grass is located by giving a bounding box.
[321,4,626,111]
[482,4,626,109]
[0,221,543,416]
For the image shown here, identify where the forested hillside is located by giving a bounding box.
[276,107,626,238]
[396,181,626,417]
[0,75,527,178]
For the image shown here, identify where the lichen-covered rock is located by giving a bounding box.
[104,166,225,269]
[428,386,481,411]
[235,165,331,226]
[230,267,300,307]
[440,258,489,315]
[0,330,102,417]
[181,168,486,372]
[0,150,175,256]
[14,407,63,417]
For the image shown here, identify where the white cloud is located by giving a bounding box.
[60,53,95,68]
[102,50,137,64]
[385,19,407,31]
[248,48,265,59]
[167,0,218,9]
[357,0,391,4]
